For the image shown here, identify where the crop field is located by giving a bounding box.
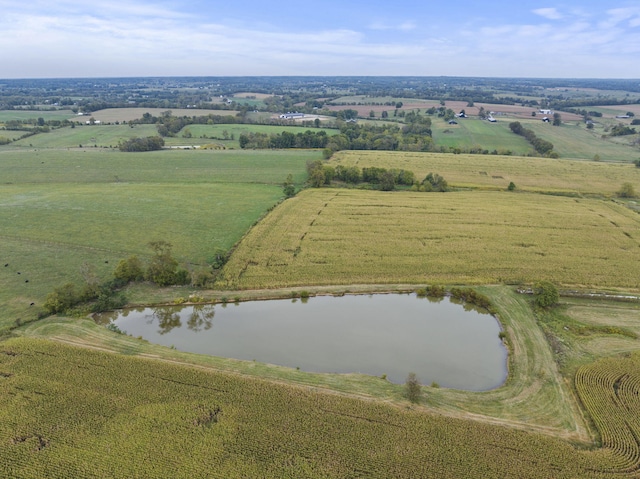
[575,353,640,472]
[0,148,319,332]
[217,188,640,290]
[330,150,640,195]
[2,337,640,478]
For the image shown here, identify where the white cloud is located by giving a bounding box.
[368,21,416,31]
[533,8,563,20]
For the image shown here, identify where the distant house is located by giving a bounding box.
[615,115,630,119]
[539,109,552,115]
[279,112,305,119]
[542,117,550,123]
[448,120,458,125]
[487,116,497,122]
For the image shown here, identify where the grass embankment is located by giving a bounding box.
[218,188,640,290]
[0,148,321,333]
[2,335,639,478]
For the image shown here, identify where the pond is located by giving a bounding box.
[95,293,508,391]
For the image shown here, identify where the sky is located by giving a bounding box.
[1,0,640,79]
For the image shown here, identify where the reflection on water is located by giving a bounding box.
[96,294,508,391]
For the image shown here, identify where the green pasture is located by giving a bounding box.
[0,148,317,332]
[0,148,318,185]
[517,118,639,162]
[10,124,160,148]
[175,123,339,148]
[0,110,76,123]
[431,119,531,153]
[6,123,338,149]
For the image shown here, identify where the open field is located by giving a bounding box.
[431,118,532,153]
[10,124,160,148]
[330,150,640,194]
[84,108,239,123]
[0,110,76,123]
[7,123,338,149]
[0,336,615,479]
[515,118,640,161]
[0,148,319,332]
[217,189,640,290]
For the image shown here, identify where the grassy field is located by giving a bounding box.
[330,150,640,195]
[6,123,338,149]
[0,110,76,123]
[431,118,531,153]
[429,116,640,162]
[10,124,160,148]
[217,188,640,290]
[517,118,640,162]
[0,148,320,333]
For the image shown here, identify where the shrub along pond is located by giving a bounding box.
[96,293,507,391]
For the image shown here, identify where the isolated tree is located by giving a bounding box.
[507,181,516,191]
[379,170,396,191]
[404,372,422,403]
[283,174,295,197]
[533,281,559,308]
[113,255,145,283]
[553,112,562,126]
[146,241,178,286]
[617,182,636,198]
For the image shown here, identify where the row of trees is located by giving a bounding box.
[43,241,223,315]
[239,130,330,149]
[118,136,165,152]
[509,122,556,156]
[305,160,448,192]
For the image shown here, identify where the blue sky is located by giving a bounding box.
[1,0,640,78]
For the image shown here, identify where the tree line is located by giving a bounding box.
[509,121,556,157]
[306,160,448,192]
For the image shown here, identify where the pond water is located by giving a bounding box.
[96,294,508,391]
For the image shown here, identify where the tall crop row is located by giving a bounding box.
[575,352,640,474]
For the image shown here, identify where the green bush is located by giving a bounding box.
[534,281,559,308]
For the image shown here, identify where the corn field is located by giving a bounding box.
[2,338,639,478]
[217,189,640,290]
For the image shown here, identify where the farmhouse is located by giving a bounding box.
[279,112,305,119]
[539,109,552,115]
[542,117,550,123]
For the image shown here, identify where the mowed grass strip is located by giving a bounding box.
[0,337,623,478]
[331,150,640,195]
[218,189,640,290]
